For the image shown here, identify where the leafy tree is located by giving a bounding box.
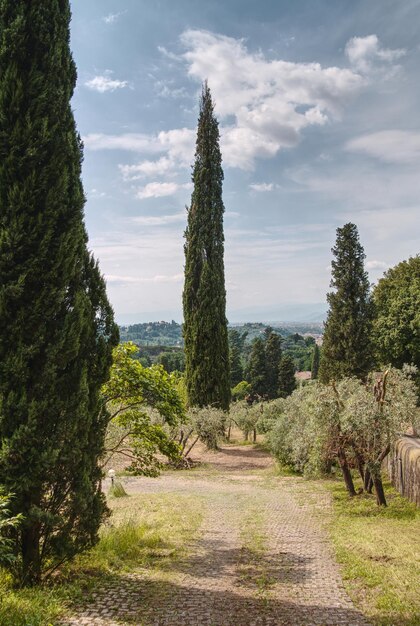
[183,82,230,410]
[229,329,247,387]
[311,344,320,380]
[231,381,252,401]
[373,256,420,395]
[103,344,185,477]
[265,331,282,399]
[246,338,268,396]
[319,223,374,383]
[278,356,297,398]
[0,1,118,584]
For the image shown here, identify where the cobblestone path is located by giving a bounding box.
[62,445,369,626]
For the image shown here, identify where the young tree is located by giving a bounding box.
[311,344,320,380]
[278,356,297,398]
[247,338,268,397]
[265,331,282,399]
[0,2,118,584]
[319,223,374,383]
[183,83,230,410]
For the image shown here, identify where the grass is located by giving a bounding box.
[238,500,275,602]
[0,492,204,626]
[326,477,420,626]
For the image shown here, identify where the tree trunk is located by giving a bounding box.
[353,448,365,482]
[373,475,387,506]
[21,523,41,586]
[337,447,356,496]
[253,428,257,443]
[364,469,373,493]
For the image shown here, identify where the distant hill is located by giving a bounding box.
[119,320,323,347]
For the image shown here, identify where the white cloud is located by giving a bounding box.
[120,157,174,180]
[366,260,389,270]
[105,273,183,285]
[345,35,405,73]
[85,72,128,93]
[136,182,192,199]
[84,133,161,152]
[131,212,186,226]
[180,29,364,169]
[103,11,126,24]
[249,183,274,192]
[346,130,420,164]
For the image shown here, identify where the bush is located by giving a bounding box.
[231,381,251,401]
[0,492,23,567]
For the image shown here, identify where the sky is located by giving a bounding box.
[70,0,420,324]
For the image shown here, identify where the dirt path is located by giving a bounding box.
[62,445,369,626]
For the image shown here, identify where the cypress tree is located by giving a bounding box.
[319,223,374,383]
[0,1,118,584]
[183,83,230,410]
[246,338,268,397]
[229,329,245,387]
[265,331,282,399]
[311,344,320,380]
[278,356,297,398]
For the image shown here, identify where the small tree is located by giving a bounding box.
[319,223,374,383]
[102,344,185,476]
[278,356,297,398]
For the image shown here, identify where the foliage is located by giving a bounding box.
[373,256,420,398]
[230,401,261,441]
[246,338,268,396]
[119,320,182,346]
[0,1,118,584]
[229,329,248,387]
[311,344,320,380]
[187,406,227,450]
[0,492,23,567]
[231,381,252,401]
[266,369,418,504]
[319,223,374,383]
[265,330,283,399]
[183,82,230,410]
[278,355,297,398]
[102,343,185,476]
[157,350,185,373]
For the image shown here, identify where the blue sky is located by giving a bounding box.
[70,0,420,324]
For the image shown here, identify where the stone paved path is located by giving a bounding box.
[61,445,370,626]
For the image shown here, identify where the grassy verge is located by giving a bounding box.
[326,478,420,626]
[0,492,204,626]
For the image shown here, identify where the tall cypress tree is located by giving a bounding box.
[319,223,373,383]
[0,1,118,584]
[265,331,282,399]
[311,344,320,380]
[278,356,297,398]
[183,83,230,410]
[246,338,268,397]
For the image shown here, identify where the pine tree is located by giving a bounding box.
[278,356,297,398]
[0,1,118,584]
[265,331,282,399]
[247,338,268,397]
[183,83,230,410]
[319,223,374,383]
[311,344,320,380]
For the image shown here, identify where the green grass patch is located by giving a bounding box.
[0,492,204,626]
[326,477,420,626]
